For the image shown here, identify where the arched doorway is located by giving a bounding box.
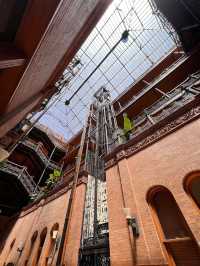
[184,173,200,209]
[45,223,59,266]
[36,228,47,265]
[147,186,200,266]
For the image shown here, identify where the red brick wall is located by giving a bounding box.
[0,183,86,266]
[106,118,200,266]
[62,183,86,266]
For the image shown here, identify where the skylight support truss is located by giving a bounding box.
[39,0,179,140]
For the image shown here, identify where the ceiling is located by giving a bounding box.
[38,0,178,141]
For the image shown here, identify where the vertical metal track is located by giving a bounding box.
[56,114,89,266]
[79,87,120,266]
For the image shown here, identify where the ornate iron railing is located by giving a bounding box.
[82,222,109,247]
[97,223,109,237]
[79,252,110,266]
[0,160,39,195]
[115,55,185,114]
[127,72,200,139]
[22,139,60,170]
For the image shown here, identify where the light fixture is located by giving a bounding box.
[52,230,58,239]
[121,30,129,43]
[123,208,139,237]
[17,241,24,253]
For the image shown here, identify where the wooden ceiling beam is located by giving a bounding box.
[0,44,26,69]
[7,0,112,113]
[0,0,112,138]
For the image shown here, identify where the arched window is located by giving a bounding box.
[147,186,200,265]
[4,239,16,265]
[36,228,47,265]
[24,231,38,266]
[45,223,59,266]
[10,239,16,250]
[184,173,200,209]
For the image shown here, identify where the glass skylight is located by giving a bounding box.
[38,0,178,141]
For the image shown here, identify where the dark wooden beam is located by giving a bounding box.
[0,44,26,69]
[0,0,112,138]
[7,0,112,112]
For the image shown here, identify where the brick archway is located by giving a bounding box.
[147,185,200,266]
[183,171,200,209]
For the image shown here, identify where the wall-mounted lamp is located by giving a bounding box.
[52,230,58,240]
[17,241,24,254]
[123,208,139,238]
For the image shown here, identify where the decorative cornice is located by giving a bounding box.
[116,150,126,160]
[105,158,116,169]
[105,104,200,169]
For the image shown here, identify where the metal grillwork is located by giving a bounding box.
[79,88,119,265]
[55,57,82,93]
[126,71,200,140]
[84,87,120,179]
[79,252,110,266]
[0,160,39,194]
[21,139,61,170]
[80,223,109,266]
[38,0,178,141]
[115,55,185,115]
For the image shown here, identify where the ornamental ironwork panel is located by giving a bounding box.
[79,252,110,266]
[0,160,39,194]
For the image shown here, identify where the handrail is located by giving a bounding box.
[113,72,200,147]
[0,160,39,195]
[116,54,191,116]
[131,73,200,131]
[22,139,60,170]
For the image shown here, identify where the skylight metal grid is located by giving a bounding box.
[39,0,178,141]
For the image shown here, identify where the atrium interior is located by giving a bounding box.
[0,0,200,265]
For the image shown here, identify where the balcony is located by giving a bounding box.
[21,139,61,170]
[116,71,200,146]
[0,160,39,195]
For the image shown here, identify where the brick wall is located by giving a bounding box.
[106,118,200,266]
[62,183,86,266]
[0,182,86,266]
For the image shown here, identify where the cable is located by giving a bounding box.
[64,30,129,105]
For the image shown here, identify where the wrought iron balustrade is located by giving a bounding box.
[97,222,109,237]
[127,72,200,140]
[79,251,110,266]
[0,160,39,195]
[82,223,109,248]
[115,55,185,114]
[22,139,60,170]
